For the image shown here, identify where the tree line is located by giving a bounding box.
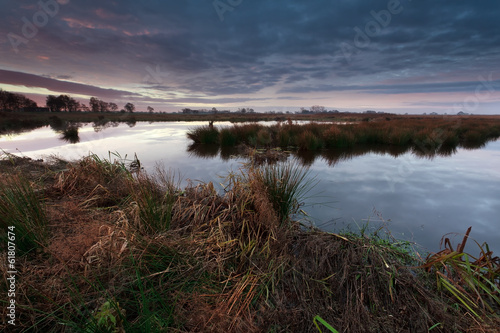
[0,89,37,111]
[0,89,135,113]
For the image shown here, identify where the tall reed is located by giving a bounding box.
[186,117,500,153]
[0,175,48,254]
[248,161,315,225]
[186,125,219,144]
[128,169,180,234]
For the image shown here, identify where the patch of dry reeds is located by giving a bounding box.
[186,117,500,158]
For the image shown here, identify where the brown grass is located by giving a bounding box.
[186,115,500,156]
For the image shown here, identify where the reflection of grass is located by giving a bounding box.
[1,155,499,332]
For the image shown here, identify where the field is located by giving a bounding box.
[1,153,499,332]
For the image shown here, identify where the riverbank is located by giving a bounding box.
[1,154,499,332]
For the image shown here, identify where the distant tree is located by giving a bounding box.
[59,95,71,111]
[0,90,7,110]
[99,100,109,112]
[311,105,326,113]
[46,95,79,112]
[66,97,80,112]
[211,107,218,113]
[46,95,64,112]
[0,89,36,111]
[124,102,135,113]
[18,94,37,110]
[147,106,154,113]
[109,102,118,112]
[89,97,100,112]
[80,103,90,112]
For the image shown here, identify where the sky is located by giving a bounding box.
[1,0,500,114]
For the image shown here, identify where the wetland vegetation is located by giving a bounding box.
[0,153,499,332]
[186,116,500,153]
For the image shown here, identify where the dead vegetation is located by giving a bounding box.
[0,153,499,332]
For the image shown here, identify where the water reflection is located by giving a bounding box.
[93,116,120,132]
[48,117,82,144]
[187,143,220,159]
[47,116,137,144]
[60,126,80,143]
[187,143,464,167]
[92,115,137,131]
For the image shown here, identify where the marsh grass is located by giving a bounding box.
[54,153,132,208]
[127,168,180,234]
[0,175,48,254]
[186,125,219,144]
[1,155,499,332]
[219,127,237,146]
[248,160,316,225]
[421,227,500,317]
[298,130,323,150]
[186,117,500,156]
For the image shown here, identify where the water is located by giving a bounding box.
[1,121,499,255]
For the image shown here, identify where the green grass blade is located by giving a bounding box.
[313,315,339,333]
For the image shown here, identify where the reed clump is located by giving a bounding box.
[186,117,500,155]
[0,175,48,254]
[420,227,500,317]
[186,125,219,144]
[0,155,498,332]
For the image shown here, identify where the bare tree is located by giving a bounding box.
[124,103,135,113]
[109,102,118,112]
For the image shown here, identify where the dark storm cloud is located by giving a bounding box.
[0,0,499,109]
[279,78,500,95]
